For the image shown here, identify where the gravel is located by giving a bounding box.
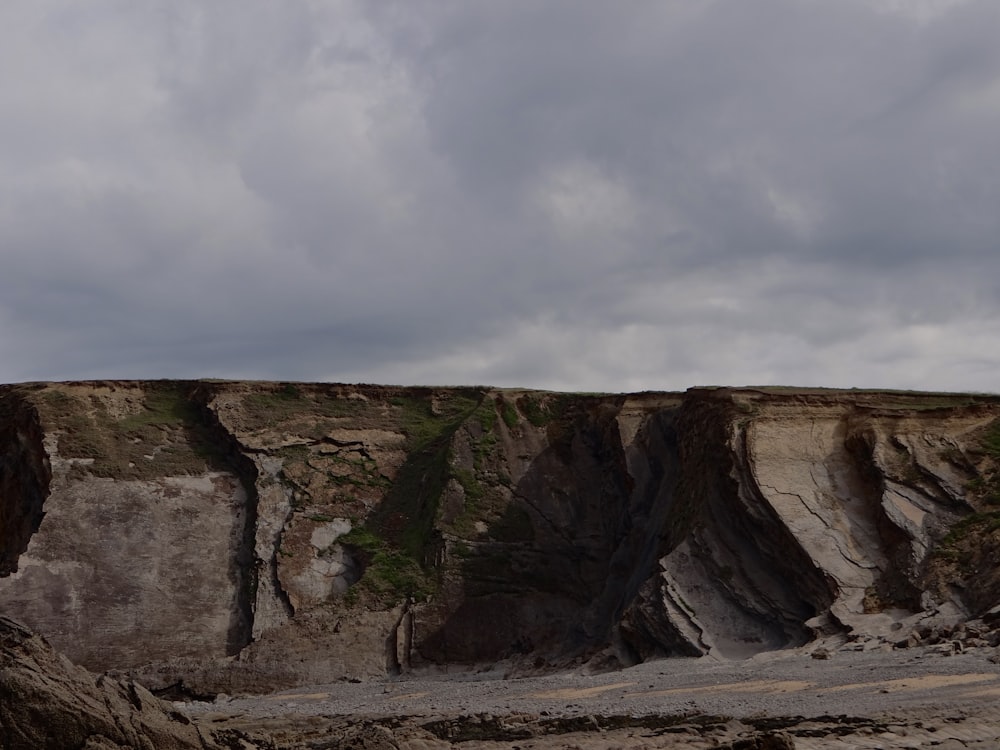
[185,644,1000,723]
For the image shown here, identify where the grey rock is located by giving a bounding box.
[0,617,212,750]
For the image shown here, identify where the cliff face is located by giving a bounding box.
[1,381,998,693]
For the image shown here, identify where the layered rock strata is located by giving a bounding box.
[1,381,998,692]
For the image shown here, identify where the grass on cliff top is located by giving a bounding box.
[516,392,577,427]
[711,386,1000,413]
[38,384,226,480]
[239,384,372,433]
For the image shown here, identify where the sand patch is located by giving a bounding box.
[264,692,330,701]
[955,685,1000,699]
[529,682,636,699]
[633,679,814,698]
[821,673,997,693]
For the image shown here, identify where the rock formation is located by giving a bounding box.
[0,616,213,749]
[1,381,999,693]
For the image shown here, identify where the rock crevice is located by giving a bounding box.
[0,388,51,577]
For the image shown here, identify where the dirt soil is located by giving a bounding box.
[185,643,1000,748]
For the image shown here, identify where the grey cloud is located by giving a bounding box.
[1,1,998,390]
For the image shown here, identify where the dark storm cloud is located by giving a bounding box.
[1,1,998,390]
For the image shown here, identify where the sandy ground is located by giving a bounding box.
[193,647,1000,718]
[185,645,1000,748]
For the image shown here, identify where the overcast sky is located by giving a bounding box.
[2,1,999,392]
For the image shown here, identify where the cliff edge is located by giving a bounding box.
[1,381,998,693]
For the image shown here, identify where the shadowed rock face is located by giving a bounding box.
[1,381,999,692]
[0,391,50,577]
[0,616,210,750]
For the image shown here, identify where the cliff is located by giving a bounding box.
[0,617,213,750]
[1,381,999,694]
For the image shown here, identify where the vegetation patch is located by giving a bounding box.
[499,397,519,429]
[307,513,337,523]
[518,394,553,427]
[453,467,485,502]
[239,384,373,433]
[926,509,1000,613]
[940,511,1000,550]
[981,419,1000,457]
[472,398,498,432]
[342,389,486,603]
[392,390,482,449]
[965,418,1000,506]
[932,512,1000,568]
[369,392,483,553]
[39,385,227,480]
[338,525,435,602]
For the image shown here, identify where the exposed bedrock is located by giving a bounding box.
[2,381,1000,691]
[619,390,1000,662]
[0,383,257,672]
[0,616,212,750]
[408,393,687,669]
[621,393,837,661]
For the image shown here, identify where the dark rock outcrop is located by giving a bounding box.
[0,616,212,750]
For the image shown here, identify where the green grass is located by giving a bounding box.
[370,391,484,553]
[453,467,485,502]
[516,393,577,436]
[519,394,552,427]
[474,398,499,432]
[334,389,486,604]
[392,390,482,449]
[980,419,1000,457]
[941,511,1000,546]
[307,513,337,523]
[963,418,1000,506]
[500,398,519,429]
[338,525,435,601]
[39,384,227,480]
[239,384,373,433]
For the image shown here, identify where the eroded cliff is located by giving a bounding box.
[1,381,999,693]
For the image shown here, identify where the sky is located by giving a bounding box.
[2,0,999,393]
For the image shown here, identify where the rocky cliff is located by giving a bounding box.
[1,381,998,693]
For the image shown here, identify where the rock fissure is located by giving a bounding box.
[0,388,51,577]
[189,387,261,655]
